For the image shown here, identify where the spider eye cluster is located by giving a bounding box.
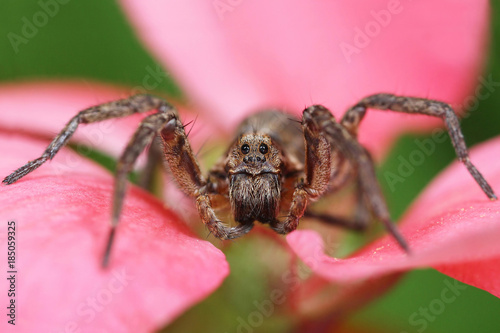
[241,143,269,155]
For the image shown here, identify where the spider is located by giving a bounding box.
[3,93,497,266]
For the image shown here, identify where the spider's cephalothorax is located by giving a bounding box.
[227,133,282,224]
[4,93,497,266]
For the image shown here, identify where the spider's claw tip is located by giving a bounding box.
[101,227,116,269]
[402,242,411,255]
[205,230,213,240]
[101,255,110,269]
[396,236,411,255]
[2,176,14,185]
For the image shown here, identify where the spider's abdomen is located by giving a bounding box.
[229,173,280,224]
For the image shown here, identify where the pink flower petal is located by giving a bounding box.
[121,0,488,157]
[287,136,500,297]
[0,132,228,332]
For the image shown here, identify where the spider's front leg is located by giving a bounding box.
[3,94,165,185]
[280,105,409,251]
[159,118,253,240]
[271,106,333,234]
[342,93,497,200]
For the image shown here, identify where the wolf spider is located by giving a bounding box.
[3,93,497,266]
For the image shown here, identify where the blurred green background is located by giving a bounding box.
[1,1,499,332]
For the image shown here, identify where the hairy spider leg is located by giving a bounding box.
[159,116,254,241]
[342,93,497,200]
[2,94,166,185]
[304,178,372,232]
[138,136,164,191]
[104,111,175,267]
[299,105,409,252]
[2,94,176,266]
[307,94,498,246]
[270,105,333,234]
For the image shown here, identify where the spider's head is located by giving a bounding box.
[226,133,282,224]
[227,133,281,176]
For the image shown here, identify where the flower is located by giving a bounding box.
[121,0,499,302]
[0,0,497,332]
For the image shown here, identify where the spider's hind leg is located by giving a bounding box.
[104,110,177,267]
[305,180,371,232]
[138,136,164,191]
[342,93,496,200]
[304,211,368,231]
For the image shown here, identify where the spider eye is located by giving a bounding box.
[259,143,268,154]
[241,144,250,154]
